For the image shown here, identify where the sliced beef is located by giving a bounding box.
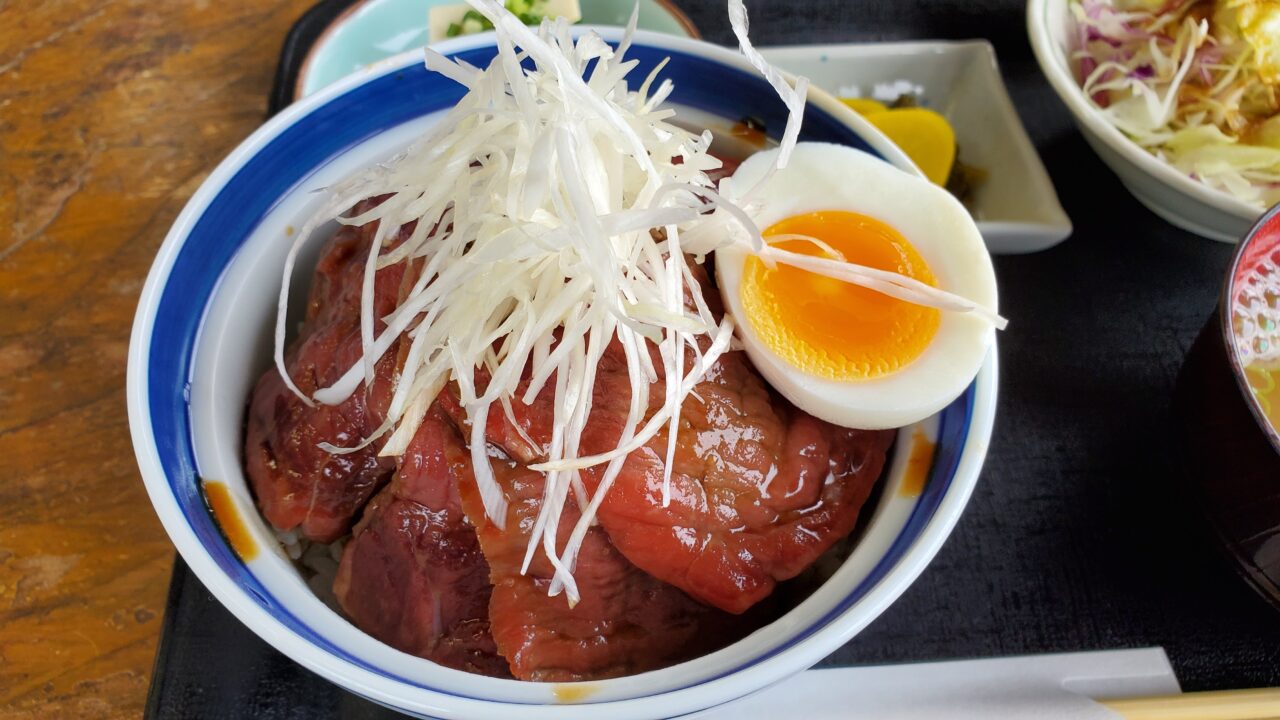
[440,343,895,615]
[244,203,410,542]
[443,416,741,681]
[582,350,896,614]
[334,410,508,676]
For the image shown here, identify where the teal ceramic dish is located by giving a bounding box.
[296,0,699,98]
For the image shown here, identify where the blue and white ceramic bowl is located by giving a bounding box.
[127,28,997,720]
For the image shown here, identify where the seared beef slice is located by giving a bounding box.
[244,213,406,542]
[334,410,508,676]
[444,346,896,615]
[582,350,896,614]
[446,432,740,681]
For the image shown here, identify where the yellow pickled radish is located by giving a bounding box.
[840,97,889,115]
[864,108,957,186]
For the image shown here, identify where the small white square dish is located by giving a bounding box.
[761,41,1073,254]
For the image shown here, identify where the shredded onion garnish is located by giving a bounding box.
[275,0,1003,606]
[1071,0,1280,208]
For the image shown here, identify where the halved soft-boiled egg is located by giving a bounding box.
[716,141,998,430]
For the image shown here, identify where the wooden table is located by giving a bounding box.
[0,1,313,715]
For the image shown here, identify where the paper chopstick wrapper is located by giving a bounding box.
[690,648,1179,720]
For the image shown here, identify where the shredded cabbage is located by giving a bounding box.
[275,0,1003,605]
[1071,0,1280,208]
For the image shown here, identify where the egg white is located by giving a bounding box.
[716,142,998,430]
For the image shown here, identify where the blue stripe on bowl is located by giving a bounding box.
[145,40,973,703]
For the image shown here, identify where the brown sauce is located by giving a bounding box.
[729,117,768,149]
[203,480,260,561]
[899,428,936,498]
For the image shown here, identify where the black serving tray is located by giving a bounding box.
[146,1,1280,717]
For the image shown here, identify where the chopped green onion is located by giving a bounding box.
[461,9,495,30]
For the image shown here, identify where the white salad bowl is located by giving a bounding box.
[1028,0,1261,242]
[128,27,997,720]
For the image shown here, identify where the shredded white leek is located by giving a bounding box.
[275,0,1003,605]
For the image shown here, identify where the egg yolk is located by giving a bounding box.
[740,210,940,381]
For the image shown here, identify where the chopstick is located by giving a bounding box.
[1101,688,1280,720]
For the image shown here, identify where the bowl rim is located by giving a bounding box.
[128,27,997,719]
[1219,202,1280,452]
[1025,0,1262,223]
